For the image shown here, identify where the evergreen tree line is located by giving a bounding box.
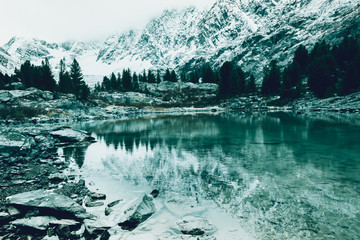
[95,64,257,97]
[95,68,181,92]
[14,59,57,92]
[0,58,90,100]
[0,72,12,89]
[261,36,360,98]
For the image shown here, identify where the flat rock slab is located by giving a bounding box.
[11,216,80,231]
[0,131,27,149]
[6,189,93,220]
[50,128,94,143]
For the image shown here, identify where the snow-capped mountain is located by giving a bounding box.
[2,0,360,82]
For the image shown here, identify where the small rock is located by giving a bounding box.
[107,200,122,208]
[104,207,112,216]
[48,173,66,182]
[70,194,78,199]
[176,216,214,236]
[68,175,76,181]
[84,196,105,208]
[39,159,49,164]
[78,179,86,186]
[11,180,26,185]
[88,192,106,201]
[85,201,104,208]
[150,189,160,198]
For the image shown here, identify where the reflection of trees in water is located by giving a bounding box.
[83,113,360,180]
[63,146,87,168]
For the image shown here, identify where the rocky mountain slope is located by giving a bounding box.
[1,0,359,82]
[0,47,15,75]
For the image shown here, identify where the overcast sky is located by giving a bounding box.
[0,0,215,46]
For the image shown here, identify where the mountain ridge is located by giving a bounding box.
[1,0,359,83]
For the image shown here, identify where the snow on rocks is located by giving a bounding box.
[116,194,156,231]
[0,88,53,103]
[50,127,95,144]
[11,216,80,231]
[175,216,215,236]
[0,131,28,149]
[48,173,67,183]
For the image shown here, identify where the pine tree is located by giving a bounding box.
[163,69,171,82]
[202,64,216,83]
[170,70,177,82]
[70,59,88,99]
[261,60,281,96]
[17,60,33,88]
[58,59,73,93]
[102,76,111,91]
[308,55,337,98]
[236,67,246,95]
[40,58,56,91]
[281,62,301,99]
[147,70,156,83]
[108,73,116,91]
[132,72,139,91]
[293,45,308,71]
[70,59,83,93]
[156,70,161,83]
[122,69,132,91]
[180,73,187,82]
[0,72,5,89]
[116,73,122,91]
[341,59,360,94]
[246,74,257,94]
[219,61,233,98]
[189,71,199,83]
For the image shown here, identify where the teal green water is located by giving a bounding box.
[70,113,360,239]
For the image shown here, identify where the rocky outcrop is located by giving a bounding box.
[50,127,95,144]
[6,189,93,220]
[113,194,156,231]
[0,88,53,103]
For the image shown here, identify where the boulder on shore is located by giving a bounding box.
[50,127,95,144]
[176,216,214,236]
[116,194,156,231]
[6,189,93,220]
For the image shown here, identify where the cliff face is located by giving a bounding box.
[2,0,360,80]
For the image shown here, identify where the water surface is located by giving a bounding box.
[68,113,360,239]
